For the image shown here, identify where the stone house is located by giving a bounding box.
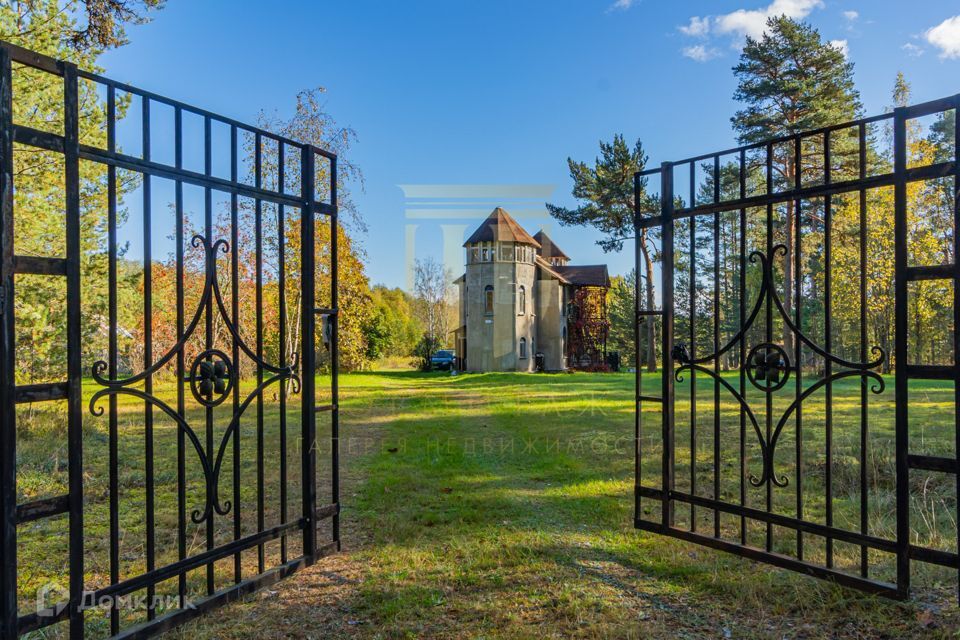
[452,207,610,372]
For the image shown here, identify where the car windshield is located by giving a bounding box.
[435,350,453,357]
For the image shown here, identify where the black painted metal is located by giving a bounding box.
[635,94,960,600]
[0,42,340,639]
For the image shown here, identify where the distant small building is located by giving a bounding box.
[453,207,610,372]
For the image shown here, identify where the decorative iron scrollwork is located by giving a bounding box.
[189,349,234,407]
[674,246,887,489]
[746,342,790,392]
[671,343,690,364]
[89,234,299,524]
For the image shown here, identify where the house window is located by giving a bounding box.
[519,337,527,359]
[518,285,526,315]
[484,285,494,314]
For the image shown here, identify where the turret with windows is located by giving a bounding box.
[453,207,609,372]
[459,208,540,372]
[533,230,570,267]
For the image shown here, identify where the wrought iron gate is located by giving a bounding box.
[634,94,960,598]
[0,42,340,638]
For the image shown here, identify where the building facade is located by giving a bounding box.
[453,208,609,372]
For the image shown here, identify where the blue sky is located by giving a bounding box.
[98,0,960,288]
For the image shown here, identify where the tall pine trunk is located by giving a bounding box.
[782,157,795,358]
[640,229,657,372]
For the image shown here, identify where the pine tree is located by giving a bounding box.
[547,135,659,371]
[731,16,861,356]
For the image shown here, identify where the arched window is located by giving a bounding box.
[518,285,526,315]
[484,285,494,314]
[519,337,527,359]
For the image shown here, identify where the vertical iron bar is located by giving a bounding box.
[64,61,85,639]
[331,156,341,549]
[738,148,747,546]
[255,133,265,574]
[689,161,696,532]
[174,105,187,607]
[952,96,960,602]
[764,142,773,552]
[633,171,642,523]
[893,106,910,598]
[106,83,120,635]
[713,154,720,538]
[142,95,157,620]
[0,47,16,640]
[231,124,242,584]
[661,162,675,529]
[301,148,317,559]
[278,143,288,564]
[794,136,804,561]
[824,130,834,568]
[859,121,869,578]
[204,115,215,595]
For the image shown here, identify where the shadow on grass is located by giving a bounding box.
[179,371,958,639]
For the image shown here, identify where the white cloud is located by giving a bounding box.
[682,45,721,62]
[902,42,925,57]
[679,16,710,37]
[608,0,636,11]
[678,0,824,50]
[713,0,824,40]
[829,39,849,58]
[843,10,859,21]
[676,0,826,61]
[925,15,960,59]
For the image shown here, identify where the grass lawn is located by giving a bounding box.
[177,370,959,639]
[15,370,960,638]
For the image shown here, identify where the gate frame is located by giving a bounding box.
[634,93,960,600]
[0,40,341,639]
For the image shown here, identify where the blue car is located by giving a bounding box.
[430,349,456,370]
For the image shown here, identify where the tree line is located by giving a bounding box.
[556,17,956,374]
[7,0,438,383]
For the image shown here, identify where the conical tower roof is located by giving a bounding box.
[463,207,541,247]
[532,230,569,260]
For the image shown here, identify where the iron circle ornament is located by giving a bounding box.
[746,342,790,393]
[189,349,235,407]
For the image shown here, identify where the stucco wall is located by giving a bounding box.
[514,261,536,372]
[464,252,538,372]
[535,278,566,371]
